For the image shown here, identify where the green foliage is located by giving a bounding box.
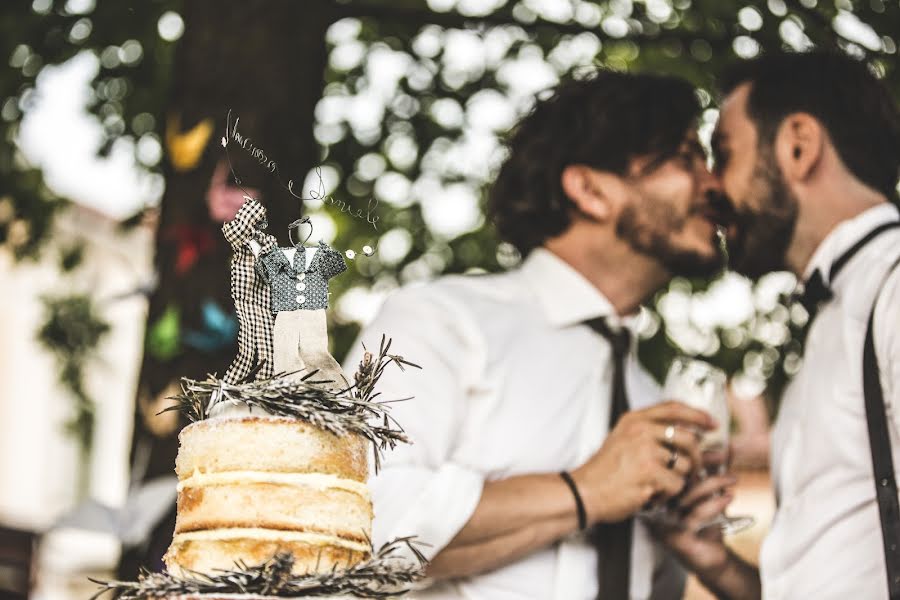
[638,275,808,412]
[59,241,85,271]
[36,293,111,468]
[0,0,179,258]
[0,169,63,259]
[146,304,181,361]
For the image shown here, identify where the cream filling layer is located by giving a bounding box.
[178,470,369,499]
[171,528,370,552]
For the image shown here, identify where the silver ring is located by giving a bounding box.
[664,424,676,443]
[666,447,678,470]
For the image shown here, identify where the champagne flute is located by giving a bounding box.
[662,357,755,535]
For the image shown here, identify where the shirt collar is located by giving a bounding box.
[802,203,900,286]
[519,247,640,332]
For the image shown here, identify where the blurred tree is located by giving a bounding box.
[131,0,334,500]
[311,0,899,400]
[1,0,898,567]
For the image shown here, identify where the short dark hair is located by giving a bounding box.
[720,51,900,202]
[487,70,700,255]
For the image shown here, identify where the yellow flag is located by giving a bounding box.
[166,113,214,171]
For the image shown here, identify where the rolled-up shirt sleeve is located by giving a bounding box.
[343,283,485,561]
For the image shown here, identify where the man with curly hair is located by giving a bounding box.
[346,70,730,599]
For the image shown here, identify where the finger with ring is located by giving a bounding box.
[657,423,700,468]
[666,447,679,470]
[664,424,676,443]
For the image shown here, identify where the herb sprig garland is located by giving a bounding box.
[162,335,420,470]
[91,537,428,599]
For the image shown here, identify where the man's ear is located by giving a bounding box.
[775,113,824,184]
[561,164,618,222]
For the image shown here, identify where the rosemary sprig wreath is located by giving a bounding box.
[91,537,428,599]
[161,335,420,471]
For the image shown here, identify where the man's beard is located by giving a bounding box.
[727,148,799,280]
[616,193,725,278]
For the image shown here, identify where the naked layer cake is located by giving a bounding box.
[164,415,373,576]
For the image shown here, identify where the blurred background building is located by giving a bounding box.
[0,0,897,598]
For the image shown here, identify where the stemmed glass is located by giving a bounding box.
[662,357,754,534]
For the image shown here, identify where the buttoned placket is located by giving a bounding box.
[295,271,307,305]
[291,247,309,306]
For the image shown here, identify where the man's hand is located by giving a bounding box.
[572,401,717,524]
[655,473,762,600]
[657,473,735,572]
[429,401,716,580]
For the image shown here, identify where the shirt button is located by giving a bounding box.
[295,282,306,291]
[296,295,305,304]
[298,273,306,281]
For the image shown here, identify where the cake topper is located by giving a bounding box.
[257,216,348,387]
[221,198,276,383]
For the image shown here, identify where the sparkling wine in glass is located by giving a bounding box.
[663,357,755,535]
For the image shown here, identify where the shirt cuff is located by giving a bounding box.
[371,462,484,562]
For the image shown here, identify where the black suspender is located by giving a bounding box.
[864,253,900,599]
[832,222,900,280]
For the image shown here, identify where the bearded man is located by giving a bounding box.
[345,70,729,600]
[665,51,900,600]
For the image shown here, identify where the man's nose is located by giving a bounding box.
[699,164,725,197]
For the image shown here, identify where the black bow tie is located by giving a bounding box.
[797,269,834,321]
[792,220,900,324]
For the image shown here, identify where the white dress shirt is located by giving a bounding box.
[760,203,900,599]
[344,248,684,600]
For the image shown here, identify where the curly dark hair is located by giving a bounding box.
[720,51,900,203]
[487,69,701,255]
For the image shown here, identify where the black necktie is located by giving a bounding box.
[585,317,632,600]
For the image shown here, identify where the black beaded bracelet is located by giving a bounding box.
[559,470,587,531]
